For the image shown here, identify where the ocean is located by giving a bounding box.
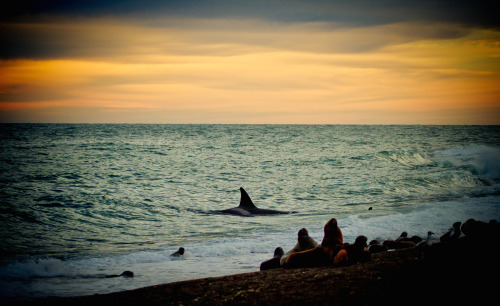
[1,124,499,302]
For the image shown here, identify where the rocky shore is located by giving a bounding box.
[12,225,498,306]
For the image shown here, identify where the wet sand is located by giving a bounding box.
[12,240,497,306]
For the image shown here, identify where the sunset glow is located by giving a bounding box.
[1,2,499,124]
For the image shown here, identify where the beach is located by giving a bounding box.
[13,236,497,306]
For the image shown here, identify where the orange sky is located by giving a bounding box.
[1,3,499,124]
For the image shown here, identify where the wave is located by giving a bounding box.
[0,258,66,280]
[432,144,500,181]
[377,149,432,166]
[374,145,500,203]
[377,145,500,181]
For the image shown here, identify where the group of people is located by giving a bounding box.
[260,217,500,271]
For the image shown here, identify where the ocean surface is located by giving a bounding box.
[1,124,499,302]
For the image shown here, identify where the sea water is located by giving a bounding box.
[1,124,499,302]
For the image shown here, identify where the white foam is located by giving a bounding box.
[341,197,500,242]
[377,150,432,166]
[0,258,65,280]
[432,144,500,180]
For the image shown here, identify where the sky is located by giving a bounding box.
[1,1,499,124]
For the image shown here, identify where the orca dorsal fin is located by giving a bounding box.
[239,187,257,208]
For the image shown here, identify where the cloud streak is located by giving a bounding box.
[0,16,476,61]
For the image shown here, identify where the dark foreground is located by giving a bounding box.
[10,238,498,306]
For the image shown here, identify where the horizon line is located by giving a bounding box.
[1,122,498,126]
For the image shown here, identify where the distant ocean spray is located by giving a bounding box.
[1,124,499,301]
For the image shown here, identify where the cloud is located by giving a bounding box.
[0,16,475,61]
[2,0,499,61]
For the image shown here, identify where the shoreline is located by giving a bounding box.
[10,240,497,306]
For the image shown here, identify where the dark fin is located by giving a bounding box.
[239,187,257,208]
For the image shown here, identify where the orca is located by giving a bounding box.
[221,187,296,216]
